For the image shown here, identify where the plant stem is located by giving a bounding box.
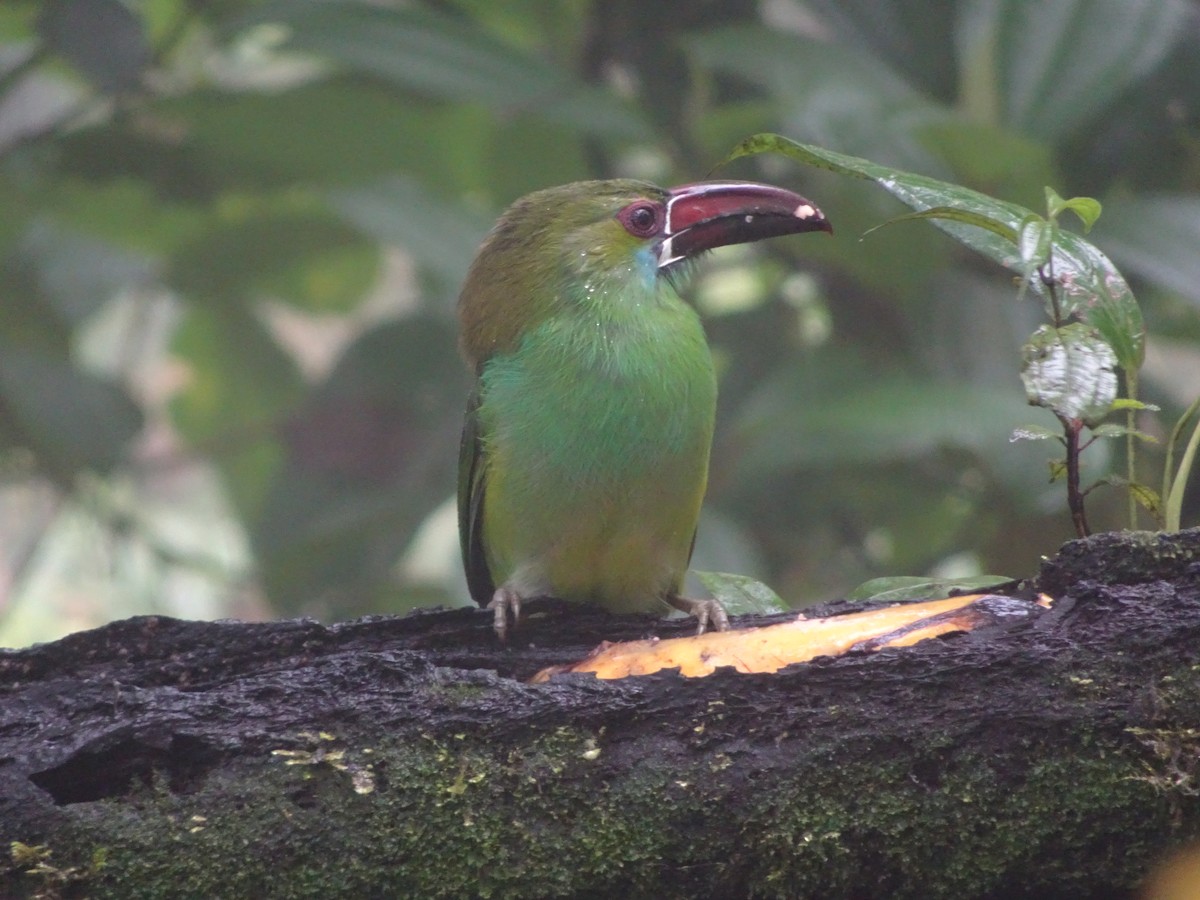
[1040,260,1063,327]
[1059,413,1090,537]
[1125,370,1139,530]
[1165,397,1200,532]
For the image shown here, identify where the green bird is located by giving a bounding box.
[458,179,830,639]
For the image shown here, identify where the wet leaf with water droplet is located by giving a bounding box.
[1010,424,1064,443]
[1020,324,1117,423]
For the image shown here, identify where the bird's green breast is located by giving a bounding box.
[477,284,716,611]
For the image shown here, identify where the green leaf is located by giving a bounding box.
[1088,423,1157,442]
[234,0,647,139]
[1046,188,1102,233]
[169,211,377,313]
[19,219,158,326]
[956,0,1189,142]
[251,316,465,616]
[1092,194,1200,305]
[735,358,1042,474]
[916,120,1055,206]
[170,306,304,523]
[42,178,206,257]
[1010,424,1064,443]
[1103,475,1164,522]
[693,571,790,616]
[0,257,71,355]
[1017,215,1052,271]
[847,574,1012,604]
[1020,323,1118,423]
[328,177,492,297]
[1043,187,1067,218]
[687,25,947,171]
[0,340,142,480]
[863,206,1017,243]
[846,576,934,602]
[724,134,1145,372]
[38,0,150,92]
[156,81,490,189]
[1110,398,1160,412]
[797,0,960,98]
[1057,234,1144,373]
[0,5,37,41]
[1015,215,1052,302]
[1128,481,1164,521]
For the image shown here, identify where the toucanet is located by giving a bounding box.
[457,179,830,639]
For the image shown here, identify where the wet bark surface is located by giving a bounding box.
[2,530,1199,898]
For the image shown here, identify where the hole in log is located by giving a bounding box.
[29,733,221,805]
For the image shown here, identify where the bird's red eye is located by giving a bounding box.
[617,201,663,238]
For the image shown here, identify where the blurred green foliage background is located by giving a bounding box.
[2,0,1199,645]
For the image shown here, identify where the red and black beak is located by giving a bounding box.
[657,181,831,268]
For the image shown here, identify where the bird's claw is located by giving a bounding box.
[488,588,521,642]
[666,595,730,635]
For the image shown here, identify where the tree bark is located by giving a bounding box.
[2,530,1199,899]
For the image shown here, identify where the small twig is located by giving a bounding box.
[1040,260,1064,327]
[1058,413,1090,538]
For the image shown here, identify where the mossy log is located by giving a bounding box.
[2,530,1200,899]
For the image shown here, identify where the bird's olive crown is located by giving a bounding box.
[457,180,670,368]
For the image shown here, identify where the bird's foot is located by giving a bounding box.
[666,595,730,635]
[487,587,522,642]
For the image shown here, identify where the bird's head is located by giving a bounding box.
[459,179,830,367]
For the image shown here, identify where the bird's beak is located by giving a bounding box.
[657,181,831,268]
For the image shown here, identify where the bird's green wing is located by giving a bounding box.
[458,385,495,606]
